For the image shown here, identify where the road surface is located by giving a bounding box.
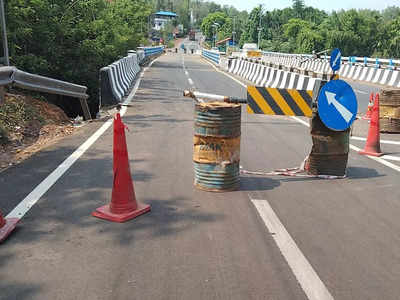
[1,52,400,300]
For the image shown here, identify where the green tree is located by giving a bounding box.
[200,12,228,41]
[292,0,305,18]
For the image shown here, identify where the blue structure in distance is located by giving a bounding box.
[318,79,358,131]
[330,48,342,72]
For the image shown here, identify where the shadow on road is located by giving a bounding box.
[239,176,281,191]
[346,166,385,179]
[0,253,41,300]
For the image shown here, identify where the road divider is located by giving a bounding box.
[100,47,164,108]
[100,53,141,107]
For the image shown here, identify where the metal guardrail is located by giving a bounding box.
[202,49,220,64]
[0,66,91,120]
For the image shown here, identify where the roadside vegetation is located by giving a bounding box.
[200,0,400,58]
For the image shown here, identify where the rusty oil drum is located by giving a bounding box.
[379,89,400,133]
[193,102,241,191]
[307,111,350,176]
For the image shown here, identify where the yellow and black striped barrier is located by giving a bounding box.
[247,86,313,117]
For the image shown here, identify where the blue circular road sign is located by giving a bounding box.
[330,48,342,72]
[318,79,358,131]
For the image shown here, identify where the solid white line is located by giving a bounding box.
[349,144,400,172]
[381,155,400,162]
[351,136,400,145]
[291,116,310,127]
[251,197,334,300]
[188,78,194,86]
[6,57,160,219]
[354,89,368,95]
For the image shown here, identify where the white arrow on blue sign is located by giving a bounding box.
[330,48,342,72]
[318,79,358,131]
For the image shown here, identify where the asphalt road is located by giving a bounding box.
[1,52,400,300]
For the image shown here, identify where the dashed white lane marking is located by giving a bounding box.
[188,78,194,86]
[203,57,400,174]
[351,136,400,145]
[251,197,335,300]
[354,89,368,95]
[185,70,189,76]
[6,58,160,219]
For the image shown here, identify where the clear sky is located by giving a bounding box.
[213,0,400,12]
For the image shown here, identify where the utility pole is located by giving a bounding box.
[232,17,236,48]
[257,4,262,50]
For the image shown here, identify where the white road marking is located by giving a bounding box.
[291,116,310,127]
[351,136,400,145]
[354,89,368,95]
[381,155,400,162]
[188,78,194,86]
[250,197,335,300]
[6,57,160,219]
[185,70,189,76]
[205,57,400,174]
[349,144,400,172]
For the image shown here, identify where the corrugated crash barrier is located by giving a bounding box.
[193,102,241,192]
[247,86,313,117]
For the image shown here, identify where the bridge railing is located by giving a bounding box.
[202,49,220,64]
[0,66,91,120]
[259,51,400,70]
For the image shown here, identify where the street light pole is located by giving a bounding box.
[212,23,219,49]
[232,17,236,48]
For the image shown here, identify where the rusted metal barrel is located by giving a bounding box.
[307,110,350,176]
[379,88,400,133]
[193,102,241,192]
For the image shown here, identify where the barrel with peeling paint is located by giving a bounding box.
[307,110,350,176]
[193,102,241,192]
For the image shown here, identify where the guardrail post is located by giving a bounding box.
[0,86,4,105]
[79,98,92,121]
[375,58,380,69]
[389,59,394,70]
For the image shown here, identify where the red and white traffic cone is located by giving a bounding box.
[0,210,19,243]
[362,92,374,120]
[359,93,384,157]
[92,113,150,222]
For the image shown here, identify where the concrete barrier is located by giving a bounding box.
[100,54,140,106]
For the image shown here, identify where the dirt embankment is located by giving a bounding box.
[0,92,76,171]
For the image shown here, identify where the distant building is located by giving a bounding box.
[152,11,177,31]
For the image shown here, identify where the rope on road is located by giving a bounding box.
[240,157,347,179]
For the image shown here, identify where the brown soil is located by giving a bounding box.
[0,92,76,172]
